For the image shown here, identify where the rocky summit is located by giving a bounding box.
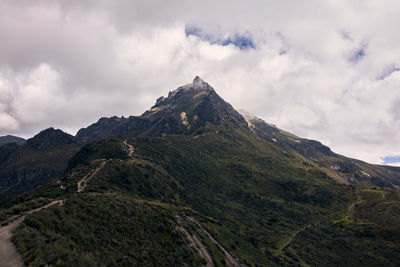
[0,77,400,266]
[77,76,248,139]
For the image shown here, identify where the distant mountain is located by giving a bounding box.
[0,135,25,146]
[243,113,400,189]
[1,77,400,266]
[0,128,80,202]
[27,127,77,150]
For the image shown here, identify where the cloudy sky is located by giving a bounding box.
[1,0,400,165]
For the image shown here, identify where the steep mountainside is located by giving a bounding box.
[0,128,81,203]
[1,77,400,266]
[245,115,400,189]
[77,76,400,190]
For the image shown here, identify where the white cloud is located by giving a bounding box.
[0,111,19,130]
[0,0,400,164]
[13,63,65,122]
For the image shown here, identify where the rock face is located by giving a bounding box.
[76,76,248,139]
[0,135,26,146]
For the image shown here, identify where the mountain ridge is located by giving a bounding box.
[1,77,400,266]
[0,135,26,146]
[1,76,399,202]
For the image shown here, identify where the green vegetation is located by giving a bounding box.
[0,141,81,204]
[10,129,379,266]
[13,193,202,266]
[2,79,400,265]
[249,116,400,189]
[0,198,51,226]
[284,188,400,266]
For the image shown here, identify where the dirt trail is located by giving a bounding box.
[187,217,241,267]
[77,160,107,193]
[122,140,134,157]
[176,215,214,266]
[1,158,107,266]
[0,200,63,267]
[177,215,242,267]
[276,224,311,254]
[347,199,364,221]
[0,216,24,267]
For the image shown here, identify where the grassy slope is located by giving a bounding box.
[13,193,202,266]
[129,130,355,265]
[8,129,400,266]
[1,143,80,172]
[250,117,400,189]
[287,188,400,266]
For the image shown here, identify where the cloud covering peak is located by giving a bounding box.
[1,0,400,165]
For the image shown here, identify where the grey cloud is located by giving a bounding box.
[1,0,400,164]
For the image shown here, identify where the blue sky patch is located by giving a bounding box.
[185,26,203,37]
[185,26,256,50]
[382,155,400,165]
[349,47,366,63]
[220,35,256,49]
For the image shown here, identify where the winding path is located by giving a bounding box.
[1,155,112,265]
[276,224,311,254]
[0,200,63,267]
[176,215,242,266]
[187,216,241,266]
[176,215,214,266]
[346,199,364,221]
[77,160,107,193]
[122,140,134,157]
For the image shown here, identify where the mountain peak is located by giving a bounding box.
[27,127,77,150]
[173,76,211,95]
[77,77,248,139]
[193,75,204,84]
